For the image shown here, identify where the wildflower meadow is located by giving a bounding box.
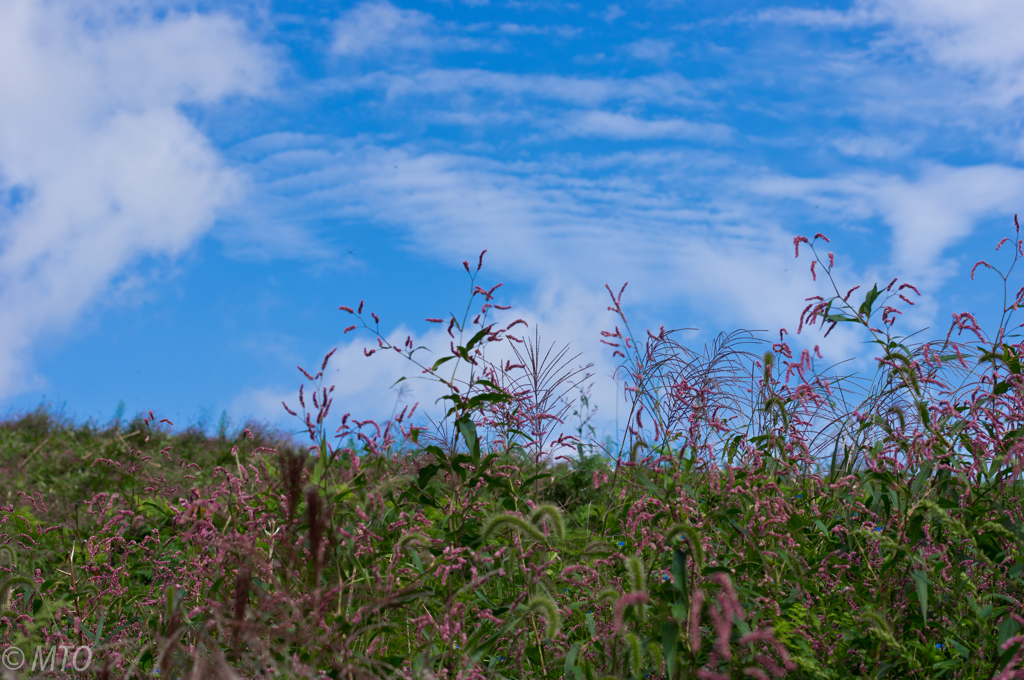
[1,223,1023,680]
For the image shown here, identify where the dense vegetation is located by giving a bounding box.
[1,228,1023,679]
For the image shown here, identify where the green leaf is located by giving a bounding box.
[564,642,582,680]
[519,473,552,493]
[456,416,480,460]
[666,524,704,573]
[858,284,882,319]
[91,608,106,645]
[911,569,929,626]
[907,512,924,546]
[137,649,154,672]
[948,639,970,659]
[417,464,440,489]
[465,392,512,411]
[977,530,1005,562]
[424,445,447,464]
[672,549,687,594]
[997,641,1022,670]
[139,499,172,519]
[463,326,492,352]
[636,471,661,494]
[98,616,142,645]
[430,355,456,372]
[999,614,1021,647]
[661,621,678,679]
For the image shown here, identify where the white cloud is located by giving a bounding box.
[602,5,625,23]
[498,23,582,38]
[865,0,1024,86]
[831,134,911,159]
[625,38,675,64]
[240,137,820,346]
[0,0,275,398]
[332,0,492,58]
[563,111,732,142]
[230,385,301,434]
[759,0,1024,104]
[752,163,1024,283]
[355,68,701,107]
[870,164,1024,275]
[753,6,874,29]
[332,1,435,56]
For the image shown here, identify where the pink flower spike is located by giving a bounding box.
[688,589,704,655]
[363,348,376,357]
[813,232,830,242]
[372,312,380,324]
[477,250,487,271]
[321,348,337,370]
[828,252,834,268]
[793,235,809,258]
[426,318,443,323]
[898,283,920,295]
[612,592,651,633]
[344,325,356,334]
[810,260,817,280]
[697,672,728,680]
[358,300,364,314]
[463,260,470,273]
[886,277,898,292]
[339,306,354,313]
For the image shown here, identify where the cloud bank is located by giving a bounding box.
[0,0,275,397]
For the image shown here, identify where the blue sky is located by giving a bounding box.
[2,0,1024,451]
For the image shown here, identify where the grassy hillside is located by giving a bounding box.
[0,234,1023,679]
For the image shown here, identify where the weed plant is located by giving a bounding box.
[1,229,1023,680]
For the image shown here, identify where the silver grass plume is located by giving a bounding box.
[528,503,565,540]
[480,513,547,544]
